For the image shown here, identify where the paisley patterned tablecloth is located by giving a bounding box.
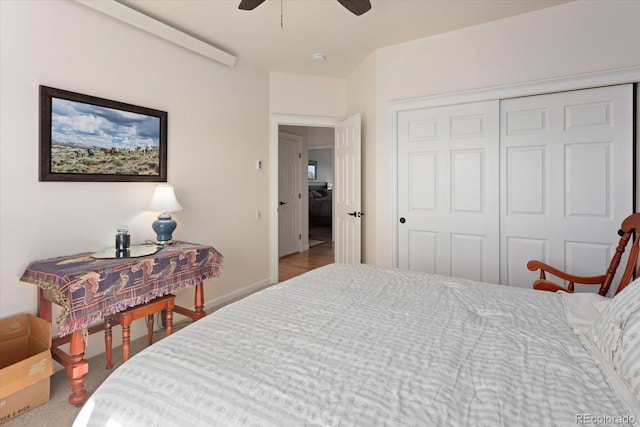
[20,242,223,337]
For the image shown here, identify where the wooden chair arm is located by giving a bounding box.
[526,260,606,285]
[532,279,571,293]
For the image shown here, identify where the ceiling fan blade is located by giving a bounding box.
[337,0,371,16]
[238,0,266,11]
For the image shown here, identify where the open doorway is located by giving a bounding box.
[278,125,335,280]
[270,114,361,283]
[308,141,334,247]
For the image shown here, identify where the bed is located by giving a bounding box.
[74,263,640,426]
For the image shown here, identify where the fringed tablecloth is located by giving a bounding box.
[20,242,223,337]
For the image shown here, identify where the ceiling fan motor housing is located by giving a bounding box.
[238,0,372,16]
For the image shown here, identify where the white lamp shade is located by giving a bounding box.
[147,184,183,213]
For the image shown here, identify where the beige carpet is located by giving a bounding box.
[4,322,188,427]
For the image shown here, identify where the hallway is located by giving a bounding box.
[279,239,334,282]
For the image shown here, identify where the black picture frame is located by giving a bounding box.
[39,85,168,182]
[308,160,317,180]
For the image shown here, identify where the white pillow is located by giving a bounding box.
[613,306,640,402]
[560,292,610,334]
[588,278,640,402]
[589,278,640,361]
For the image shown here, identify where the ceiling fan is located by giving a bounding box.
[239,0,372,16]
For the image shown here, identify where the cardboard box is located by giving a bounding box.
[0,314,53,424]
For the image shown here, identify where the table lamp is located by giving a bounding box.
[147,184,183,244]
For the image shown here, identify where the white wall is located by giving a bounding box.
[308,127,334,149]
[270,72,345,117]
[371,0,640,267]
[0,1,271,359]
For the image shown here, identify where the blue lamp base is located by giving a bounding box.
[152,213,177,244]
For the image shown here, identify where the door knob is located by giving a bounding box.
[279,201,287,206]
[348,211,357,217]
[400,217,406,223]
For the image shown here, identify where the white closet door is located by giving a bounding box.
[397,101,500,283]
[500,84,633,289]
[278,132,302,257]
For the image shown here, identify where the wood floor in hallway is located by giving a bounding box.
[278,241,334,282]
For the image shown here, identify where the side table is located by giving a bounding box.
[20,241,223,405]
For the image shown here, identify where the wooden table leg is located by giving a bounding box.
[165,309,173,335]
[38,288,52,323]
[173,283,207,321]
[67,331,89,406]
[146,314,154,346]
[39,289,89,405]
[105,318,113,369]
[122,320,131,362]
[193,283,206,320]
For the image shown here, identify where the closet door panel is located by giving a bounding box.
[506,146,546,215]
[451,150,484,212]
[409,152,437,210]
[565,142,610,217]
[451,233,485,280]
[398,101,500,283]
[408,231,437,273]
[500,84,633,289]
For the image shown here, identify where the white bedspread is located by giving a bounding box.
[75,264,639,426]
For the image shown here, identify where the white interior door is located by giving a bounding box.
[278,132,302,257]
[501,84,633,289]
[334,114,362,263]
[397,101,500,282]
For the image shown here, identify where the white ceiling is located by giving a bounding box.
[119,0,571,77]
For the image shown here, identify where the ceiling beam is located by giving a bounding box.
[75,0,237,68]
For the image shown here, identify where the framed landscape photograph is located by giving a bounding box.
[39,86,168,182]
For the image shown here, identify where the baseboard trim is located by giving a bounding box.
[203,278,274,313]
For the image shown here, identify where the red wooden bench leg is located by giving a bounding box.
[105,317,113,369]
[122,322,131,362]
[147,314,154,346]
